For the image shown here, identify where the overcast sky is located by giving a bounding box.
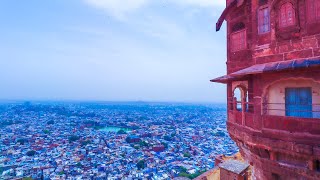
[0,0,227,103]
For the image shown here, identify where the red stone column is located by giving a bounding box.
[308,159,315,171]
[242,100,246,126]
[270,151,277,161]
[253,97,262,130]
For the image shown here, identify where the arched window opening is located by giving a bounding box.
[233,86,248,112]
[234,88,242,111]
[279,2,296,28]
[307,0,320,22]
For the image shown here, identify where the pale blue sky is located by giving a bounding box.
[0,0,227,103]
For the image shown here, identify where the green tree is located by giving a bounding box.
[0,167,4,175]
[183,152,191,158]
[81,140,91,146]
[139,141,149,147]
[17,138,27,145]
[117,129,127,134]
[178,170,206,179]
[136,160,145,170]
[93,126,104,130]
[69,135,80,142]
[125,137,131,143]
[76,162,83,168]
[22,178,33,180]
[161,142,168,149]
[179,166,187,173]
[26,150,36,156]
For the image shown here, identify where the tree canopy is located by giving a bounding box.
[26,150,36,156]
[69,135,80,142]
[136,160,145,170]
[117,129,127,134]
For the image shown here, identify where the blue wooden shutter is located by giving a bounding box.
[285,88,297,117]
[285,88,312,118]
[298,88,312,118]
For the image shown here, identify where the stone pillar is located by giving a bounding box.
[253,96,262,130]
[270,151,277,161]
[308,159,315,171]
[242,100,246,126]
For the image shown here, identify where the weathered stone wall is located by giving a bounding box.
[228,120,320,180]
[226,0,320,74]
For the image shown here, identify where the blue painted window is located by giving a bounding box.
[285,88,312,118]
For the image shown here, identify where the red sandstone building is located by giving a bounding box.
[212,0,320,179]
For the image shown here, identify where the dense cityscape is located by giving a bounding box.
[0,102,238,180]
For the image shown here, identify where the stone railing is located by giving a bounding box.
[262,115,320,135]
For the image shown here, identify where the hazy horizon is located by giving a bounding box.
[0,99,227,105]
[0,0,227,103]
